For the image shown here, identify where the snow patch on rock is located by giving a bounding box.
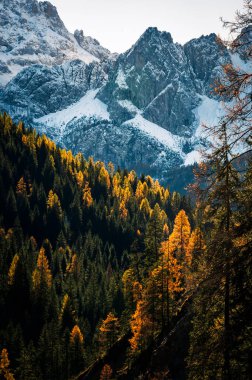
[123,114,183,154]
[184,150,202,166]
[35,89,110,139]
[115,67,129,89]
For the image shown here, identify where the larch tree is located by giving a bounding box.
[32,247,52,289]
[0,348,15,380]
[129,299,152,352]
[99,312,120,352]
[69,325,84,376]
[159,239,184,329]
[188,1,252,378]
[144,203,165,268]
[169,209,191,268]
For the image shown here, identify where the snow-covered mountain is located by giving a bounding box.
[0,0,251,183]
[0,0,111,86]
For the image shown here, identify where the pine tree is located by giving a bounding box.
[188,2,252,378]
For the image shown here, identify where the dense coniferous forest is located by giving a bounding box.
[0,113,195,379]
[0,107,251,379]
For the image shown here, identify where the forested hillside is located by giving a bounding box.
[0,106,251,380]
[0,113,195,379]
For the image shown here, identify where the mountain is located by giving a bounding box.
[0,0,251,185]
[0,0,111,86]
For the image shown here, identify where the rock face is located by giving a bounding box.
[98,27,200,137]
[1,59,111,118]
[0,0,250,184]
[74,30,111,60]
[184,33,230,96]
[0,0,111,86]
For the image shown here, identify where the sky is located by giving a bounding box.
[49,0,244,53]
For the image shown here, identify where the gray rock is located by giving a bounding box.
[184,33,231,96]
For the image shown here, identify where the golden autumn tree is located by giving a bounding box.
[32,247,52,289]
[7,254,19,286]
[98,165,111,190]
[129,299,152,352]
[59,294,75,328]
[0,348,15,380]
[69,325,84,376]
[16,177,27,196]
[99,312,119,352]
[75,170,84,188]
[160,239,184,329]
[83,182,93,207]
[66,253,79,279]
[112,172,121,198]
[169,209,191,263]
[139,198,151,219]
[47,190,62,217]
[70,325,84,344]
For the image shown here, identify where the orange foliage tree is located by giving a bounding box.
[99,312,120,352]
[0,348,15,380]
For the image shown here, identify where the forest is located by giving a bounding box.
[0,1,251,380]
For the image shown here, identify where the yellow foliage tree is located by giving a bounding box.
[83,182,93,207]
[16,177,27,195]
[160,239,184,327]
[0,348,15,380]
[8,254,19,286]
[70,325,84,345]
[99,312,119,351]
[66,253,79,277]
[98,166,111,189]
[47,190,62,217]
[169,209,191,262]
[32,247,52,289]
[119,200,128,220]
[186,227,206,290]
[75,170,84,188]
[140,198,151,217]
[135,181,144,202]
[112,173,121,198]
[129,300,152,352]
[186,227,206,267]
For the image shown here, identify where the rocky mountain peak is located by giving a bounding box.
[0,0,112,86]
[74,29,111,60]
[141,26,173,42]
[131,26,173,53]
[184,33,231,96]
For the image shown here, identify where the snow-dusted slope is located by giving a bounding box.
[35,89,110,141]
[0,0,111,86]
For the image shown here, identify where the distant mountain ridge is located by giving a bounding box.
[0,0,251,184]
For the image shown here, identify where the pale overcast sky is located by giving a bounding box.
[49,0,244,53]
